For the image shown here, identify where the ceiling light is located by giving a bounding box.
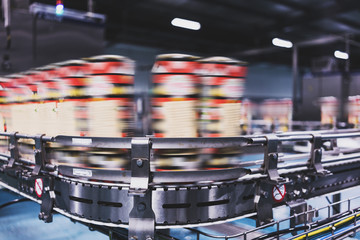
[334,50,349,60]
[171,18,201,30]
[272,38,293,48]
[55,0,64,16]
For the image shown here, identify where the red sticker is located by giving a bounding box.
[272,184,286,202]
[35,178,43,198]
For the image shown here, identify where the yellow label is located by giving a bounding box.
[70,89,85,97]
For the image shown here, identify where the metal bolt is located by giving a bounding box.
[136,159,143,167]
[297,175,302,183]
[315,149,322,158]
[261,190,269,199]
[270,153,278,161]
[137,202,146,211]
[145,237,153,240]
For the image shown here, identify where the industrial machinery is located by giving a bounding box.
[0,129,360,239]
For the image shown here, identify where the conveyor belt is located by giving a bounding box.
[0,130,360,239]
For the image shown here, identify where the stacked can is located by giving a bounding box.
[198,57,247,167]
[5,74,34,134]
[240,99,254,134]
[0,80,8,154]
[0,78,12,134]
[319,96,338,129]
[348,96,360,128]
[54,60,90,136]
[151,53,200,169]
[4,75,37,162]
[0,78,9,132]
[84,55,135,139]
[22,71,43,97]
[198,57,247,137]
[277,99,293,132]
[261,99,293,132]
[45,61,87,167]
[35,65,63,100]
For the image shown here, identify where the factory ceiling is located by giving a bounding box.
[28,0,360,70]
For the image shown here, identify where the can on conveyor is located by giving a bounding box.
[261,99,293,133]
[348,95,360,128]
[151,53,201,170]
[319,96,338,129]
[198,56,247,138]
[84,55,135,138]
[0,82,9,154]
[198,56,247,168]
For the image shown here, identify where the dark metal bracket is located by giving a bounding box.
[128,137,155,240]
[263,134,285,184]
[287,199,316,236]
[254,181,273,227]
[39,176,55,223]
[32,134,46,176]
[309,134,331,176]
[7,132,19,168]
[129,138,152,196]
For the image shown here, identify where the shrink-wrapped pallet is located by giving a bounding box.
[151,53,200,138]
[198,56,247,167]
[151,54,200,169]
[319,96,338,128]
[198,56,247,137]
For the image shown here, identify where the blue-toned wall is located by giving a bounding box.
[104,43,295,99]
[245,63,293,99]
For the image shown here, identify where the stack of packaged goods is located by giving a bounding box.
[3,74,36,162]
[35,64,66,102]
[84,55,135,138]
[0,54,135,169]
[198,57,247,168]
[35,60,86,167]
[277,99,293,132]
[348,96,360,128]
[261,99,293,132]
[0,78,9,154]
[54,60,90,137]
[34,65,65,137]
[83,55,135,169]
[151,54,200,169]
[319,96,338,129]
[240,99,254,134]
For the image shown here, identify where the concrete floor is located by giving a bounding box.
[0,189,107,240]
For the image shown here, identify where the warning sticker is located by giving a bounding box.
[272,184,286,202]
[35,178,43,198]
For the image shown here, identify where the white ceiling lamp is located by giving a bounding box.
[334,50,349,60]
[171,18,201,31]
[272,37,293,48]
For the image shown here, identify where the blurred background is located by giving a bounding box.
[0,0,359,125]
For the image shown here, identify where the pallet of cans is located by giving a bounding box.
[319,96,338,129]
[260,99,293,133]
[151,54,248,169]
[240,99,254,135]
[151,54,201,169]
[0,55,135,169]
[198,56,247,167]
[348,95,360,128]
